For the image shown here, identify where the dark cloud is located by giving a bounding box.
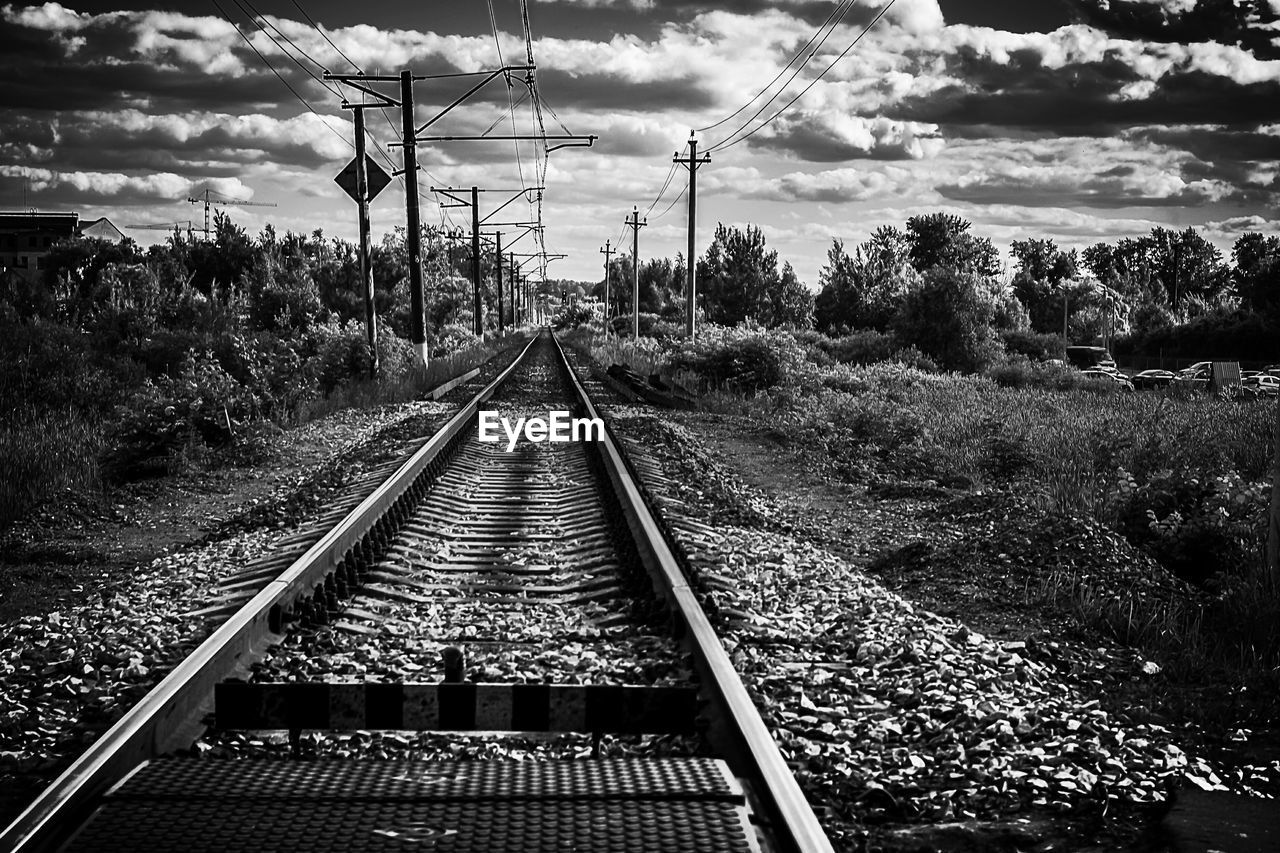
[531,67,716,111]
[937,174,1249,208]
[896,67,1280,137]
[1064,0,1280,58]
[1129,124,1280,164]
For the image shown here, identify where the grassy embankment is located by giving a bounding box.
[567,325,1280,690]
[0,336,514,531]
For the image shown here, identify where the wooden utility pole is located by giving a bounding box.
[471,186,482,336]
[1062,287,1068,343]
[400,70,427,366]
[508,251,517,325]
[674,133,709,338]
[600,240,613,335]
[353,108,379,376]
[625,206,646,341]
[495,231,504,334]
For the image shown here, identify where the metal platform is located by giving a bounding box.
[60,758,761,852]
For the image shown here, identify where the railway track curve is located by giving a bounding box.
[0,330,833,853]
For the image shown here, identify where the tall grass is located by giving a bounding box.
[0,407,103,528]
[298,342,500,424]
[1032,565,1280,677]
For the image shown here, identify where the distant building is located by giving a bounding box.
[78,217,125,243]
[0,211,124,284]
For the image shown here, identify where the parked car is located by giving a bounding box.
[1172,363,1212,390]
[1131,369,1176,389]
[1242,374,1279,397]
[1081,368,1135,391]
[1065,346,1116,371]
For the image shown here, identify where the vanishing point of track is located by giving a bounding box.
[0,330,833,853]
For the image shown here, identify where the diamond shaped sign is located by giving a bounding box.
[334,155,391,203]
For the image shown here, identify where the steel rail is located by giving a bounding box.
[0,335,538,853]
[550,333,835,853]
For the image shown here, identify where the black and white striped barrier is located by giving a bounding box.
[215,682,699,735]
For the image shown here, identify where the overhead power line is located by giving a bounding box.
[211,0,353,153]
[229,0,340,95]
[291,0,360,71]
[707,0,897,155]
[697,0,855,135]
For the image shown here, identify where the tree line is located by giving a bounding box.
[596,214,1279,370]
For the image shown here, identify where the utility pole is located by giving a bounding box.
[674,132,710,338]
[325,68,576,360]
[1173,240,1181,313]
[353,108,378,376]
[1062,285,1068,343]
[625,206,646,340]
[495,231,504,334]
[471,186,482,336]
[401,69,427,366]
[600,240,614,335]
[508,251,517,325]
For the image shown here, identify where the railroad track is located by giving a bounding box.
[0,330,833,853]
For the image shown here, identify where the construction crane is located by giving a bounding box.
[125,220,197,239]
[186,189,276,239]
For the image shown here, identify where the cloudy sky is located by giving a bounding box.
[1,0,1278,285]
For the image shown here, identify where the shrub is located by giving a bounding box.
[243,252,323,334]
[1113,470,1268,583]
[431,323,480,356]
[316,323,419,396]
[609,312,663,336]
[816,329,900,365]
[667,324,813,392]
[1001,328,1064,362]
[1114,309,1280,363]
[987,358,1036,388]
[552,303,594,331]
[0,318,137,415]
[105,350,261,480]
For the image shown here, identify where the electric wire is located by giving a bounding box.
[708,0,896,154]
[212,0,353,152]
[229,0,340,95]
[704,0,859,153]
[520,0,551,278]
[641,160,679,219]
[651,184,688,221]
[290,0,360,72]
[696,0,854,134]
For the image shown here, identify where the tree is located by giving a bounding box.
[241,231,322,334]
[1147,226,1229,311]
[904,213,1000,278]
[697,223,812,328]
[768,262,815,329]
[1010,238,1079,334]
[892,266,1001,372]
[165,210,255,299]
[1232,232,1280,318]
[813,231,915,332]
[31,236,142,323]
[814,239,860,332]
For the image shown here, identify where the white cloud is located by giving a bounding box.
[0,165,248,203]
